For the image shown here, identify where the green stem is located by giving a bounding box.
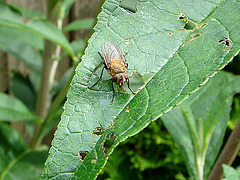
[0,149,31,180]
[33,67,75,147]
[196,117,204,180]
[31,1,64,149]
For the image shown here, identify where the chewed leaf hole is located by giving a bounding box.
[120,0,138,13]
[78,150,89,161]
[198,22,207,29]
[218,37,233,47]
[92,127,104,136]
[102,131,116,156]
[191,32,202,39]
[178,13,196,30]
[183,20,196,30]
[178,13,187,21]
[91,158,97,164]
[124,39,131,44]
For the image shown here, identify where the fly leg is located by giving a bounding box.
[111,80,115,103]
[90,66,105,88]
[127,79,135,94]
[98,52,104,62]
[90,52,107,88]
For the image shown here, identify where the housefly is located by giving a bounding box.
[91,42,135,102]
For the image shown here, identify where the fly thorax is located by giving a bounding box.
[110,59,127,75]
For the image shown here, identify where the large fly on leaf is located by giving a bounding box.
[91,42,135,102]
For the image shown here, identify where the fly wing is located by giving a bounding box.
[101,42,125,69]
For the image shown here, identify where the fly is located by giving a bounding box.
[91,42,135,102]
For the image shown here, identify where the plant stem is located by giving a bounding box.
[34,67,75,147]
[31,39,55,149]
[0,149,31,180]
[207,117,240,180]
[30,1,63,149]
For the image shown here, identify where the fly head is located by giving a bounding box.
[112,73,128,90]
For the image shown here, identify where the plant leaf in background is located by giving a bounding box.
[222,164,240,180]
[0,123,48,180]
[0,2,75,59]
[43,0,240,179]
[162,72,240,180]
[0,92,39,122]
[0,27,43,74]
[10,71,37,111]
[64,18,95,32]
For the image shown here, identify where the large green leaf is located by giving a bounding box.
[43,0,240,179]
[0,92,39,122]
[0,27,43,50]
[0,123,48,180]
[0,27,42,74]
[0,2,75,58]
[162,72,240,179]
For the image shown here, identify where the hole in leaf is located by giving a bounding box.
[108,118,119,129]
[218,37,233,47]
[178,13,196,30]
[92,127,104,136]
[183,20,196,30]
[78,150,89,161]
[120,0,138,13]
[125,106,130,113]
[91,158,97,164]
[102,131,116,156]
[191,33,202,38]
[124,39,131,44]
[178,13,187,21]
[198,22,207,29]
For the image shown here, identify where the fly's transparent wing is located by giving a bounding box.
[101,42,125,69]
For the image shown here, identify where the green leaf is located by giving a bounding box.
[0,27,44,50]
[10,71,37,110]
[64,18,95,32]
[0,92,39,122]
[43,0,240,179]
[162,72,240,179]
[60,0,77,19]
[0,27,42,74]
[61,38,87,59]
[0,123,48,180]
[222,164,240,180]
[0,2,75,58]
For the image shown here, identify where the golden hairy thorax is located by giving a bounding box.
[108,59,127,76]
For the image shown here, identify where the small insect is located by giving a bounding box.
[91,42,135,102]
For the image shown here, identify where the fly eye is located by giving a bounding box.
[119,76,123,82]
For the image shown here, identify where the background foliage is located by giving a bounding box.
[0,0,240,180]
